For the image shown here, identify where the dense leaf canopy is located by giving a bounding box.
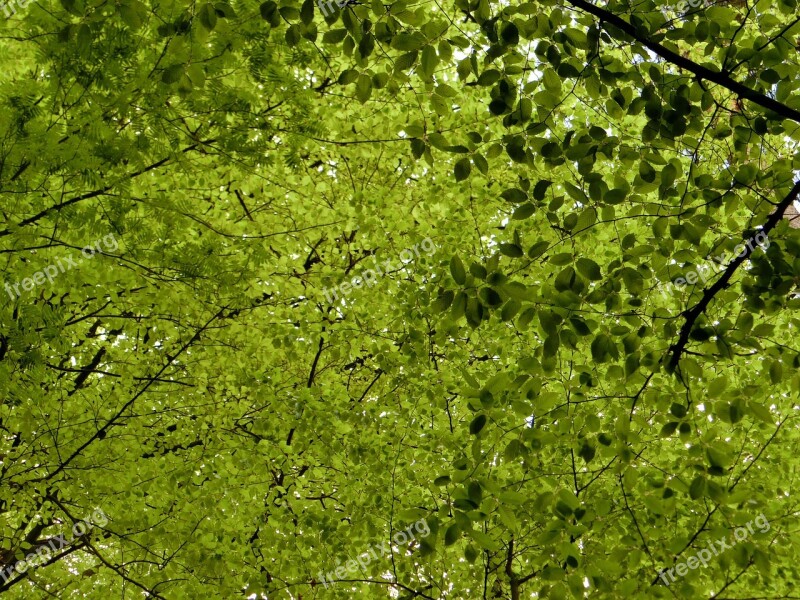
[1,0,800,597]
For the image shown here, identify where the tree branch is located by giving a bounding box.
[667,179,800,370]
[564,0,800,124]
[0,140,216,238]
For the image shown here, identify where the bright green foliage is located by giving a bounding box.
[1,0,800,598]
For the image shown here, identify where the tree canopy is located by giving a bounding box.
[1,0,800,597]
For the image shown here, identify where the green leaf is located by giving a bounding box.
[199,3,218,30]
[300,0,314,24]
[670,403,687,419]
[444,523,461,545]
[512,203,536,220]
[689,476,706,500]
[323,29,348,43]
[285,24,302,46]
[528,241,549,259]
[420,45,439,78]
[500,21,519,45]
[769,360,783,384]
[467,481,482,503]
[391,32,427,51]
[465,544,479,563]
[639,160,656,183]
[118,1,146,28]
[576,258,601,281]
[61,0,84,16]
[466,297,483,327]
[451,291,468,320]
[748,402,773,424]
[590,334,616,362]
[501,299,521,321]
[660,421,678,437]
[621,268,644,295]
[477,69,502,86]
[501,188,527,203]
[468,529,502,551]
[578,442,595,463]
[473,153,489,175]
[604,188,627,204]
[706,445,732,469]
[450,256,467,285]
[498,490,526,504]
[279,6,300,20]
[76,24,92,53]
[259,0,277,21]
[395,51,418,71]
[454,158,471,181]
[469,414,487,435]
[162,64,185,84]
[432,290,454,313]
[187,64,206,88]
[355,74,372,103]
[533,180,553,200]
[214,2,237,17]
[499,243,523,258]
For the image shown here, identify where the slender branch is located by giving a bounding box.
[564,0,800,124]
[234,189,254,222]
[356,369,383,403]
[0,140,216,238]
[307,335,325,388]
[40,308,225,481]
[667,179,800,370]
